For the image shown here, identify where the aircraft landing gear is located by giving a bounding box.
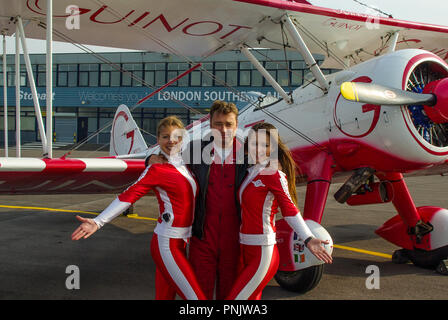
[375,173,448,274]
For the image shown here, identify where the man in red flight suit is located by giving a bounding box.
[187,101,248,300]
[149,101,248,300]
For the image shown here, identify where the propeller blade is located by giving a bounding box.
[340,82,437,106]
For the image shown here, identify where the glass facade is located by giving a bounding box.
[0,50,337,146]
[0,60,332,89]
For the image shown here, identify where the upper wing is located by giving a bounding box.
[1,0,447,68]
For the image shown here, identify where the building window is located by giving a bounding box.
[79,64,99,87]
[99,64,125,87]
[58,64,78,87]
[191,71,201,86]
[227,70,237,86]
[215,70,225,86]
[167,63,189,87]
[155,71,166,86]
[277,69,289,87]
[215,62,237,87]
[100,72,109,86]
[201,63,213,87]
[4,65,27,87]
[251,69,263,86]
[291,61,304,86]
[79,71,89,87]
[110,71,121,87]
[145,63,166,87]
[291,69,303,86]
[144,71,155,87]
[122,63,144,87]
[58,72,68,86]
[68,70,78,87]
[265,61,291,87]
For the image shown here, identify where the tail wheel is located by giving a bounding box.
[274,265,324,293]
[392,249,410,264]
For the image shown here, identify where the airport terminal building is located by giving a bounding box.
[0,49,335,147]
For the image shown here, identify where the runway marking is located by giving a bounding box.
[333,244,392,259]
[0,204,392,259]
[0,204,158,222]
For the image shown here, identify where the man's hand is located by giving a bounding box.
[146,154,168,166]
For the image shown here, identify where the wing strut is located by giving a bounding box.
[2,33,8,157]
[283,15,329,92]
[16,16,48,157]
[15,27,20,157]
[240,45,293,104]
[387,31,400,53]
[46,0,53,158]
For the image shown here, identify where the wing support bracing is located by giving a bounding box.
[240,44,293,104]
[283,14,329,92]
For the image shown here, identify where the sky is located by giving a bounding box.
[2,0,448,54]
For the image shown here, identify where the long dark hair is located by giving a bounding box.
[246,122,298,207]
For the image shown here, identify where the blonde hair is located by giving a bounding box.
[156,115,185,137]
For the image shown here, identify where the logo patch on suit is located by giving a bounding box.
[251,180,265,188]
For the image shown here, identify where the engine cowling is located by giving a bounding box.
[329,49,448,173]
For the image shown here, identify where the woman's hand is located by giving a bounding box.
[71,215,99,240]
[306,238,333,264]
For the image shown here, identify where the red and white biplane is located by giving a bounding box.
[1,0,448,293]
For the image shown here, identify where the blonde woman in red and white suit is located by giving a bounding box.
[226,123,333,300]
[71,116,206,300]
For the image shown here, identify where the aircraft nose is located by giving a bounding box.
[423,78,448,124]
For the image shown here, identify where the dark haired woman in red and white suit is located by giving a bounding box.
[226,123,332,300]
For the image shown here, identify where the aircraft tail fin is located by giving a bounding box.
[110,105,148,157]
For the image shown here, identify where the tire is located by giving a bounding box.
[274,265,324,294]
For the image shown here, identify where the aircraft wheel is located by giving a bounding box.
[436,259,448,275]
[274,265,324,293]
